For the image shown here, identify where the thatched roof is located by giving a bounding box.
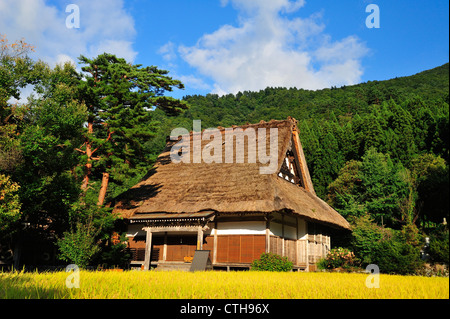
[111,117,351,230]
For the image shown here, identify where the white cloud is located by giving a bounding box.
[158,41,177,61]
[0,0,137,67]
[222,0,306,15]
[177,0,369,94]
[177,74,211,91]
[55,54,76,66]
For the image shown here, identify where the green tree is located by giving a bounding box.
[350,213,389,265]
[0,174,21,237]
[360,113,384,153]
[14,62,87,238]
[410,153,449,226]
[328,148,414,228]
[1,34,43,175]
[385,99,417,165]
[327,160,365,219]
[359,149,413,227]
[76,53,188,206]
[97,232,131,269]
[56,219,100,269]
[370,228,423,275]
[427,224,449,264]
[339,122,359,161]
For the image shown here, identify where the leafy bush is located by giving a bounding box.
[251,253,293,272]
[0,174,21,237]
[350,213,390,265]
[56,221,100,269]
[371,235,423,275]
[98,232,131,269]
[349,214,425,274]
[428,225,449,264]
[317,247,360,270]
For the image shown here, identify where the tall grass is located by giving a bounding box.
[1,270,448,299]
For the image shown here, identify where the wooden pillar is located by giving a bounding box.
[328,234,331,253]
[143,227,152,271]
[295,217,299,266]
[281,214,285,257]
[197,226,203,250]
[213,222,218,264]
[163,232,167,262]
[305,222,310,272]
[265,218,271,253]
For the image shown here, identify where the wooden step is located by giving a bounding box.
[155,262,192,271]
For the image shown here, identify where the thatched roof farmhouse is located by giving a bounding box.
[112,117,350,271]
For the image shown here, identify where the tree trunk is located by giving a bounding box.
[13,238,22,270]
[97,172,109,206]
[81,121,94,191]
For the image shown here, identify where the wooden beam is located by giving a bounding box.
[213,224,218,264]
[328,234,331,250]
[215,215,267,223]
[291,130,316,194]
[197,226,203,250]
[143,225,200,233]
[305,223,310,272]
[271,218,297,228]
[163,232,167,262]
[143,227,152,270]
[295,217,299,266]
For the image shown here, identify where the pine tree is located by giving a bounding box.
[361,113,384,153]
[77,53,188,206]
[385,99,416,165]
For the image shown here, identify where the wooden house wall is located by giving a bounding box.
[307,222,331,264]
[127,234,197,262]
[215,235,266,263]
[215,221,266,235]
[126,217,332,268]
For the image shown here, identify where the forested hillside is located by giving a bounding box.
[150,63,449,213]
[147,64,449,273]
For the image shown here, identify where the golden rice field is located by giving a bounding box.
[0,270,448,299]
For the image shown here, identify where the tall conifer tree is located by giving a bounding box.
[77,53,188,206]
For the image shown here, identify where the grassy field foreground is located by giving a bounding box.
[0,270,448,299]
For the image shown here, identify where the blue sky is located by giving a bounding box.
[0,0,448,99]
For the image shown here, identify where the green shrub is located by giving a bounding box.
[428,225,449,264]
[98,232,131,269]
[371,236,423,275]
[350,213,390,265]
[56,221,100,269]
[251,253,293,272]
[349,214,424,274]
[317,247,360,270]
